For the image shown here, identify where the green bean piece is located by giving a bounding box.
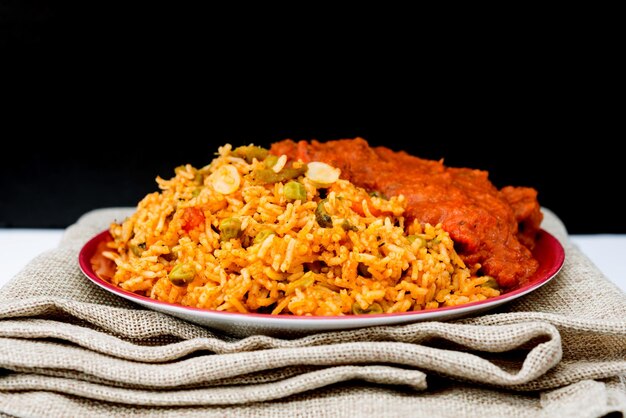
[315,199,333,228]
[481,276,500,290]
[168,263,195,286]
[352,302,383,315]
[194,172,204,185]
[252,166,307,184]
[232,145,269,164]
[219,217,243,241]
[284,181,307,202]
[129,242,146,257]
[254,228,275,244]
[407,235,426,248]
[192,188,202,198]
[264,155,279,168]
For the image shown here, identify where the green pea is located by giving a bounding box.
[407,235,426,248]
[254,228,275,244]
[284,181,307,202]
[352,302,383,315]
[169,263,195,286]
[219,217,243,241]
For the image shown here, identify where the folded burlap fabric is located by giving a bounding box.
[0,208,624,417]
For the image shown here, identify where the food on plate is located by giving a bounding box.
[271,138,543,289]
[96,142,509,316]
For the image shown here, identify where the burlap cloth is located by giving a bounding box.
[0,208,624,418]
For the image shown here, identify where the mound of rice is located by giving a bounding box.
[102,144,499,316]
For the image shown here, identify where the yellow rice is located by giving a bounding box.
[103,144,499,316]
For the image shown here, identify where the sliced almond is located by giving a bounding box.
[210,165,241,194]
[306,162,340,186]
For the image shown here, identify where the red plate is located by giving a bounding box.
[79,229,565,337]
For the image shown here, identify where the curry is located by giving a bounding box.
[271,138,543,290]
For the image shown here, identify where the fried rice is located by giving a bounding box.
[101,143,500,316]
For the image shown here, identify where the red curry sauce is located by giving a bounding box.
[271,138,543,290]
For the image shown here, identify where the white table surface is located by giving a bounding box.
[0,229,625,293]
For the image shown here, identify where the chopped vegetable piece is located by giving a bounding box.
[481,276,500,290]
[181,207,205,232]
[368,190,388,199]
[129,242,146,257]
[169,263,195,286]
[427,238,441,248]
[341,219,358,232]
[219,217,243,241]
[306,162,340,186]
[407,235,426,248]
[264,155,279,168]
[254,228,275,244]
[252,166,306,184]
[284,181,307,202]
[232,145,269,163]
[315,199,333,228]
[352,302,383,315]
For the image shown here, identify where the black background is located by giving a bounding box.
[2,2,622,234]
